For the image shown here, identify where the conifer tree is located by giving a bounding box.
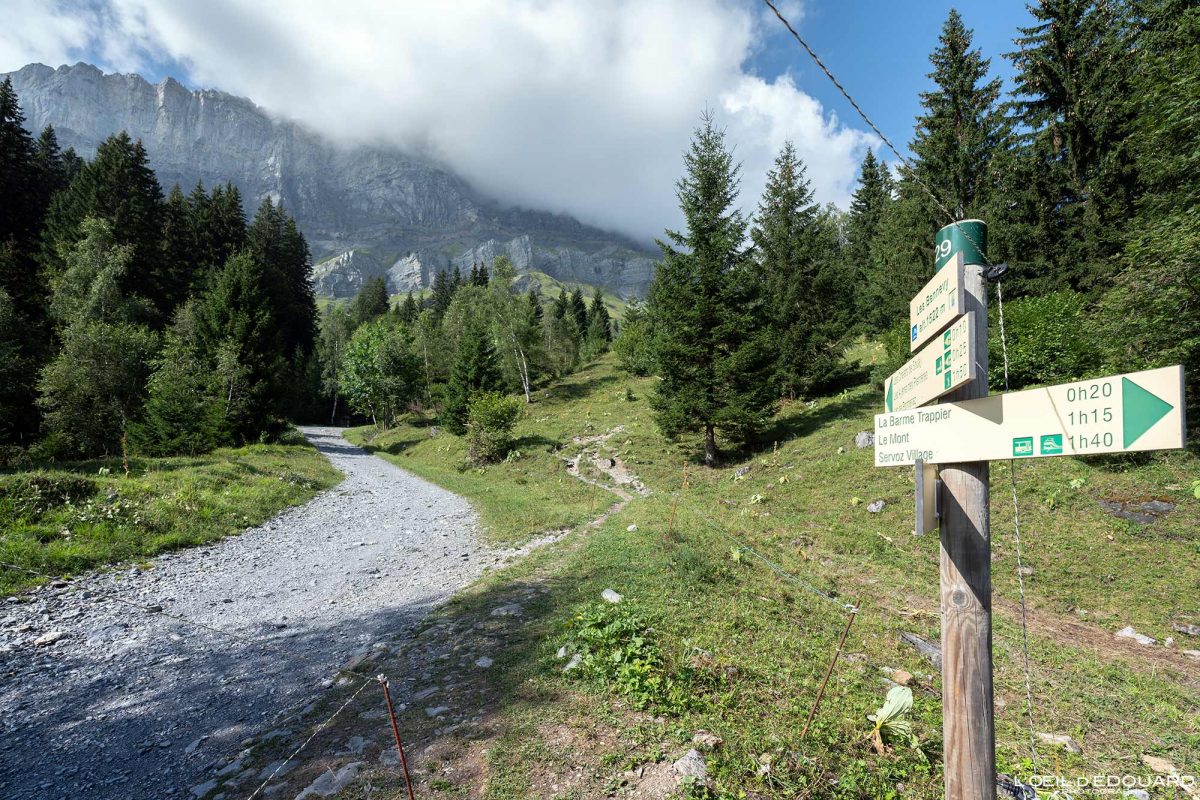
[585,287,611,350]
[247,197,318,367]
[1006,0,1136,290]
[0,78,39,246]
[160,184,196,309]
[189,181,247,286]
[431,268,453,317]
[846,150,894,327]
[197,251,286,441]
[647,112,775,466]
[911,10,1005,221]
[526,289,543,323]
[750,141,823,396]
[32,126,69,218]
[350,276,390,327]
[568,287,588,340]
[475,261,489,286]
[131,302,223,455]
[442,318,502,435]
[398,291,419,325]
[43,132,169,317]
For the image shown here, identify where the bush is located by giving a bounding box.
[613,301,656,376]
[465,391,523,464]
[988,291,1102,388]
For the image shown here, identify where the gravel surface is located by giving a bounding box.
[0,427,502,799]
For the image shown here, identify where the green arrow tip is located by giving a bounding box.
[885,380,894,413]
[1122,377,1173,447]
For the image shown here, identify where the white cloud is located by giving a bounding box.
[2,0,875,243]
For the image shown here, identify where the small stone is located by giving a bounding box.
[562,654,583,672]
[296,762,362,799]
[33,631,64,646]
[692,731,722,751]
[425,705,449,718]
[1141,754,1177,775]
[257,760,295,780]
[855,431,874,448]
[626,524,638,532]
[474,656,493,668]
[555,645,568,660]
[1182,650,1200,660]
[672,748,707,780]
[145,605,163,613]
[1115,626,1155,646]
[490,603,523,617]
[892,669,913,686]
[1124,790,1150,800]
[866,500,886,513]
[1171,622,1200,637]
[412,686,439,701]
[191,779,218,798]
[1016,566,1034,577]
[601,588,623,603]
[1035,733,1082,755]
[734,466,750,478]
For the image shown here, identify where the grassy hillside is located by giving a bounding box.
[0,431,341,594]
[347,356,1199,798]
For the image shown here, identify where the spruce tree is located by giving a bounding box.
[350,276,390,327]
[585,287,611,347]
[188,181,247,287]
[398,291,419,325]
[431,268,453,317]
[160,184,196,310]
[43,132,169,317]
[476,261,490,286]
[247,197,318,365]
[568,287,588,341]
[0,77,39,246]
[131,303,223,455]
[197,251,286,441]
[32,126,69,218]
[442,318,502,435]
[526,289,543,323]
[846,150,894,328]
[750,141,822,396]
[911,10,1005,221]
[1006,0,1136,290]
[647,112,775,465]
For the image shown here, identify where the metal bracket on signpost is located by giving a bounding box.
[914,459,941,536]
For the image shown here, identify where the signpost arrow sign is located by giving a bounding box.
[874,366,1186,467]
[884,313,976,412]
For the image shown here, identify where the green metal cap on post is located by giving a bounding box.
[935,219,987,272]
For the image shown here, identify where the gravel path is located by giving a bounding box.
[0,427,503,800]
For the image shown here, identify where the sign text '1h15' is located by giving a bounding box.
[874,365,1186,466]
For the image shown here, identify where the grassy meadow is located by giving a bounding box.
[0,430,341,594]
[350,354,1199,798]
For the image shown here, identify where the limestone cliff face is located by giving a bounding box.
[7,62,657,298]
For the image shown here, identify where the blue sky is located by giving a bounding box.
[749,1,1034,159]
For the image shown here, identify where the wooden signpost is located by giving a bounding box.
[873,220,1187,800]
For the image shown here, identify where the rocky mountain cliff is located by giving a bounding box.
[6,62,657,298]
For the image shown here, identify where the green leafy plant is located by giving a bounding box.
[866,686,926,761]
[560,602,691,712]
[1192,479,1200,500]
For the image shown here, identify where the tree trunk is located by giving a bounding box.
[704,424,718,467]
[329,392,339,425]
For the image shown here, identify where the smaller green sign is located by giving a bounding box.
[1012,437,1034,457]
[1040,434,1063,455]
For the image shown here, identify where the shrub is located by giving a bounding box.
[988,291,1101,388]
[465,391,522,464]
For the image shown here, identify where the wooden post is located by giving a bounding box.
[938,261,994,799]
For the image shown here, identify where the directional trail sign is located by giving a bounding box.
[875,365,1186,467]
[884,313,975,413]
[910,252,965,351]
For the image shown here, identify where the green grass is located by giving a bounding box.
[354,355,1200,797]
[0,430,341,594]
